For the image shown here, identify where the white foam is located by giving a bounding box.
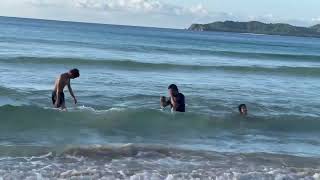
[165,174,175,180]
[27,152,53,161]
[65,155,84,162]
[130,172,162,180]
[314,173,320,180]
[75,105,125,113]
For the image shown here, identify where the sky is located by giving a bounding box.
[1,0,320,28]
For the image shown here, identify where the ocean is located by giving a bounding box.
[0,16,320,179]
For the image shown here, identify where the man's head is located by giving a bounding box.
[69,68,80,79]
[238,104,248,115]
[168,84,179,97]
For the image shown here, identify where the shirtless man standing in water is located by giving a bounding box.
[52,69,80,110]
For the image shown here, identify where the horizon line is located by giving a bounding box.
[0,15,185,30]
[1,15,318,31]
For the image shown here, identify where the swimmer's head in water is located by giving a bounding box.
[238,104,248,115]
[69,68,80,79]
[168,84,179,96]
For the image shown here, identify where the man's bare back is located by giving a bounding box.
[53,73,72,92]
[52,69,80,110]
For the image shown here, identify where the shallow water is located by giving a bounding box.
[0,16,320,179]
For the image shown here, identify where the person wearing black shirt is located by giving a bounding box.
[160,84,185,112]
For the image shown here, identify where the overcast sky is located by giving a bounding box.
[1,0,319,28]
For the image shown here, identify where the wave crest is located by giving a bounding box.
[1,105,320,133]
[1,56,320,76]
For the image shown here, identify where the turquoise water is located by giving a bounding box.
[0,16,320,179]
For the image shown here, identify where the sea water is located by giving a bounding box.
[0,16,320,179]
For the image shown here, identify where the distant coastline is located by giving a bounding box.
[188,21,320,38]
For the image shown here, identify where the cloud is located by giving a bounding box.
[188,4,208,16]
[7,0,316,28]
[74,0,162,13]
[27,0,210,17]
[17,0,215,28]
[312,17,320,23]
[28,0,68,7]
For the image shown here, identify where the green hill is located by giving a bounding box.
[310,24,320,32]
[188,21,320,38]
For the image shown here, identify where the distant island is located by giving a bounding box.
[188,21,320,38]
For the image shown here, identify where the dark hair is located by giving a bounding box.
[168,84,178,91]
[238,104,247,112]
[70,68,80,78]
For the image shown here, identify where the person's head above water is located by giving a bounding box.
[238,104,248,115]
[168,84,179,97]
[69,68,80,79]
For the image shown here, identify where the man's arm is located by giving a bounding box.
[67,81,77,104]
[170,96,178,110]
[54,78,62,108]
